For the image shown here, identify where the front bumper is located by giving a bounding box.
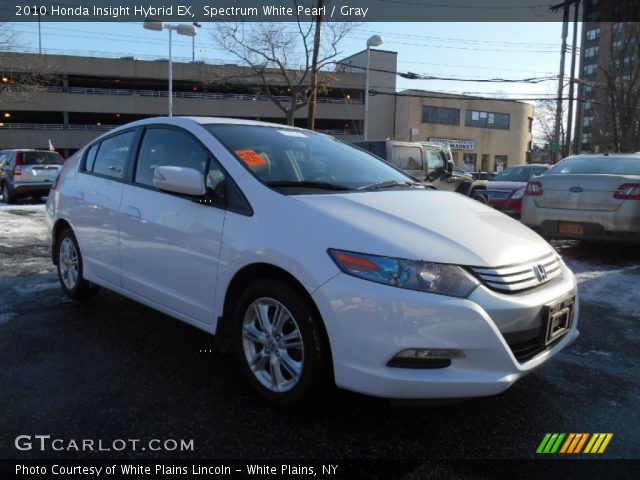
[489,198,522,218]
[312,263,578,399]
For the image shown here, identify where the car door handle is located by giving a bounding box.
[124,206,141,220]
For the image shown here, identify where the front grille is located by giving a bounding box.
[508,337,546,363]
[506,331,565,363]
[483,190,511,200]
[470,252,561,293]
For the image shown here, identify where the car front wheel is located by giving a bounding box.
[233,278,329,405]
[56,227,99,300]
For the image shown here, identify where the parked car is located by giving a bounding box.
[0,149,64,204]
[47,117,579,405]
[522,154,640,244]
[352,140,487,201]
[483,164,551,218]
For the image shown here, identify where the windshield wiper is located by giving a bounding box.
[266,180,353,191]
[358,180,429,191]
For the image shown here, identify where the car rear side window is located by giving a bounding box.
[84,144,99,172]
[548,156,640,175]
[21,151,63,165]
[135,128,209,187]
[91,131,135,179]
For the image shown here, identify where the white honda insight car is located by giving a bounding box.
[46,117,579,405]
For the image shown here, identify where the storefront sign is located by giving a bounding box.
[428,137,475,151]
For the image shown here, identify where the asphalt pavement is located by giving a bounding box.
[1,202,639,464]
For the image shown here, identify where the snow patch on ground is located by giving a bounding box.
[0,204,48,245]
[565,258,640,318]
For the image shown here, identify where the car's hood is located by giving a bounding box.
[293,190,553,268]
[486,180,527,191]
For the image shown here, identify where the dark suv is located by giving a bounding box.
[0,149,64,204]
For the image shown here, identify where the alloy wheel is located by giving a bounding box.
[241,297,304,393]
[59,237,79,290]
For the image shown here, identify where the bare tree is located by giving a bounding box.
[595,23,640,152]
[1,24,56,102]
[534,94,567,157]
[213,12,352,126]
[0,22,15,51]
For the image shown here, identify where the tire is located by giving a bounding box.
[233,278,329,406]
[2,183,15,204]
[471,191,488,204]
[56,227,99,300]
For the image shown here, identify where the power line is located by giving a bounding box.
[339,62,558,84]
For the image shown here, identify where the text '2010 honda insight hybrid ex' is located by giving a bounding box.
[46,117,579,405]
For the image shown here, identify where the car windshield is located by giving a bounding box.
[21,151,63,165]
[546,156,640,176]
[205,124,415,192]
[493,166,547,182]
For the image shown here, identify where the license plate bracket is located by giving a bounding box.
[543,296,574,345]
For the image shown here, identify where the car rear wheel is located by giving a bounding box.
[2,184,14,204]
[233,278,329,405]
[56,228,99,300]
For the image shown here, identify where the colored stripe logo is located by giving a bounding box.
[537,433,613,454]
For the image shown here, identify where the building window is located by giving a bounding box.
[584,100,593,111]
[585,46,599,58]
[584,116,593,127]
[421,105,460,125]
[528,117,533,133]
[613,39,623,50]
[465,110,510,130]
[462,153,477,171]
[582,133,592,144]
[584,64,597,75]
[494,155,508,172]
[586,28,600,41]
[585,84,594,93]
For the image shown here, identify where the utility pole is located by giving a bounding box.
[307,0,324,130]
[565,1,580,157]
[553,4,570,163]
[192,22,202,62]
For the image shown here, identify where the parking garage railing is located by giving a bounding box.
[4,84,362,104]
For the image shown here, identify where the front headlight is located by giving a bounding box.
[328,249,479,298]
[510,188,525,199]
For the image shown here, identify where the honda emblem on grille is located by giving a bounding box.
[533,264,548,282]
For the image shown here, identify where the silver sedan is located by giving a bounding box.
[521,154,640,244]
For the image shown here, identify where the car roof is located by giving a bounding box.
[122,116,308,130]
[511,163,550,168]
[0,149,57,152]
[564,153,640,159]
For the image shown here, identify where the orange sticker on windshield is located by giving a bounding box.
[235,149,266,166]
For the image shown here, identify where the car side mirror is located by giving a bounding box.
[446,160,454,174]
[153,166,206,196]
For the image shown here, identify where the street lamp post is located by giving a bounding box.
[364,35,383,141]
[143,20,197,117]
